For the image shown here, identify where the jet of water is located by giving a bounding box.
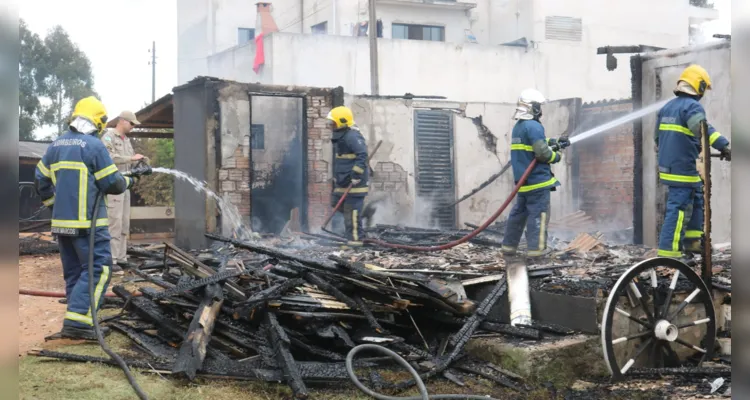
[569,98,670,145]
[151,167,254,240]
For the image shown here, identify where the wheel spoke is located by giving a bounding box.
[666,288,701,322]
[661,342,681,367]
[649,269,660,319]
[615,307,652,329]
[619,337,653,374]
[673,337,707,354]
[677,318,711,329]
[629,280,655,324]
[612,329,652,345]
[659,270,680,320]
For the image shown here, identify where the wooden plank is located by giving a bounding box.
[172,283,224,380]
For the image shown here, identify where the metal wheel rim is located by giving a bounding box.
[600,257,716,380]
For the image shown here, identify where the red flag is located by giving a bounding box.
[253,33,265,74]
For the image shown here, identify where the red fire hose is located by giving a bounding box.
[19,289,139,298]
[362,160,538,252]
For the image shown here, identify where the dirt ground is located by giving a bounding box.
[18,254,68,355]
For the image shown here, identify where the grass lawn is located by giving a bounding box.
[19,330,521,400]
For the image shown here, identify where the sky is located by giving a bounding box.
[20,0,178,139]
[19,0,730,139]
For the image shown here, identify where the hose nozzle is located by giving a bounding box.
[125,160,153,177]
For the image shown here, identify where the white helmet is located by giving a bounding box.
[513,88,546,120]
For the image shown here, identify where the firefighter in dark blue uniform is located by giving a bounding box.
[501,89,569,260]
[35,96,136,340]
[328,106,369,246]
[655,64,730,259]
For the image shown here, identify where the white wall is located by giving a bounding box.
[345,95,579,228]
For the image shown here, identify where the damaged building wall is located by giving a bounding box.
[174,78,340,245]
[638,41,731,246]
[345,95,581,229]
[577,100,635,231]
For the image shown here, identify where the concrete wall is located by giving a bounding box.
[639,41,731,246]
[346,95,581,228]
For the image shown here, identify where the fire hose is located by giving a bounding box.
[361,159,537,252]
[20,161,153,400]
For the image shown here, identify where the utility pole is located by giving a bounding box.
[149,41,156,103]
[368,0,379,95]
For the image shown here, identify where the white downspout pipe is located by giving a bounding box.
[506,260,532,326]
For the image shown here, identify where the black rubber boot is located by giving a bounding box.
[59,325,111,341]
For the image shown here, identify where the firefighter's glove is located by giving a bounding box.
[557,137,571,150]
[720,147,731,161]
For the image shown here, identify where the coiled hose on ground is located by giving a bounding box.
[346,344,500,400]
[362,160,537,251]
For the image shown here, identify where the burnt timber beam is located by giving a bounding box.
[596,45,666,54]
[164,242,247,301]
[266,312,309,399]
[172,282,225,380]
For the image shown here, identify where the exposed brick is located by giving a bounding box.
[223,158,236,169]
[229,170,243,181]
[313,118,329,129]
[389,172,403,182]
[384,182,397,191]
[381,163,394,172]
[219,170,229,180]
[221,181,235,191]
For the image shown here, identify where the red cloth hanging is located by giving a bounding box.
[253,33,265,74]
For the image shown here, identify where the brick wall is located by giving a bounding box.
[218,142,252,222]
[577,100,635,229]
[307,95,333,230]
[214,84,336,233]
[370,162,408,193]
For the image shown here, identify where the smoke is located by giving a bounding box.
[367,193,443,230]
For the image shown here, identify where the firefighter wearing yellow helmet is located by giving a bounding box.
[327,106,369,246]
[654,64,730,261]
[35,96,136,340]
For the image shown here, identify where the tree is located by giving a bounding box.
[131,137,175,206]
[19,21,98,139]
[38,26,98,136]
[19,20,47,140]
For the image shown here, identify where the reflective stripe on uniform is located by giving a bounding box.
[94,164,118,180]
[671,210,685,253]
[36,160,51,177]
[659,123,694,136]
[352,165,364,174]
[548,151,558,163]
[538,211,547,251]
[336,153,357,159]
[51,161,89,221]
[65,311,93,326]
[659,172,701,183]
[43,196,55,207]
[501,246,517,255]
[709,132,722,146]
[352,209,359,241]
[685,230,703,239]
[510,144,534,151]
[519,177,557,193]
[51,218,109,228]
[334,187,369,193]
[89,265,110,318]
[657,249,682,257]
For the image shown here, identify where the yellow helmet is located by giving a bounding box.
[677,64,712,96]
[326,106,355,129]
[71,96,108,133]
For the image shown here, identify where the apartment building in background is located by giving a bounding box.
[177,0,719,102]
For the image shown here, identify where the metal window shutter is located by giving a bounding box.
[545,16,583,41]
[414,110,456,229]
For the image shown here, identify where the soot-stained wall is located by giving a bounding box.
[213,80,339,235]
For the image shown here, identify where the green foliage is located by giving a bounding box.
[19,19,98,139]
[131,137,175,206]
